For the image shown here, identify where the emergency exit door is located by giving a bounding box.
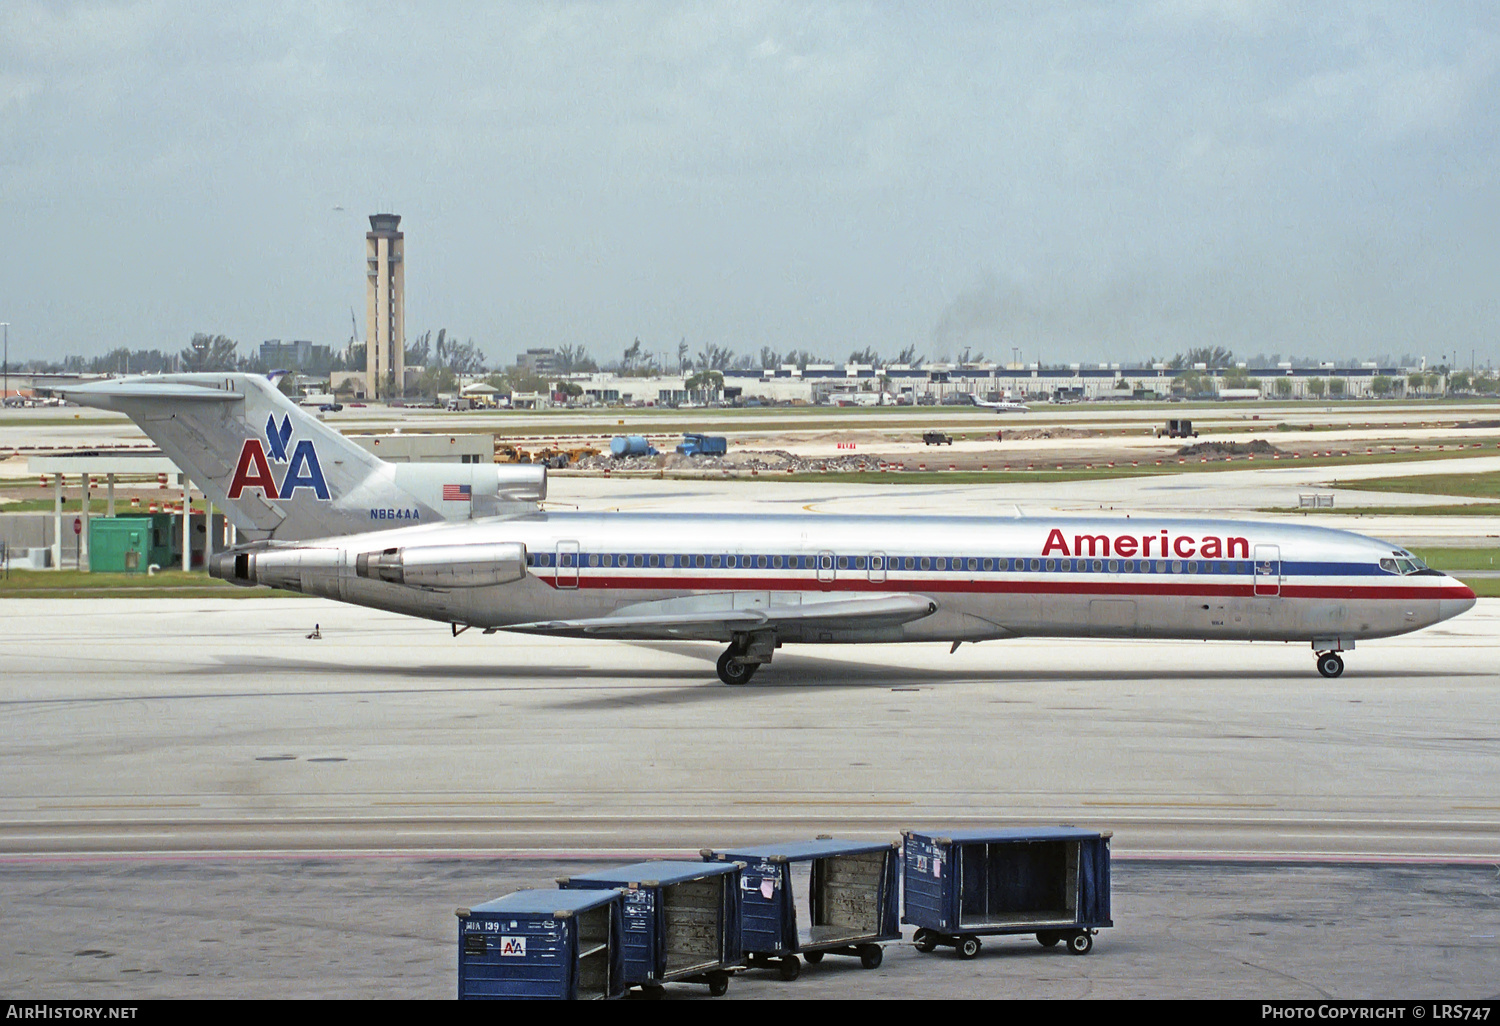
[555,540,580,589]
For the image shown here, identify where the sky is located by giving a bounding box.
[2,1,1497,370]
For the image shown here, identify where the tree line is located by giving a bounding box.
[18,336,1498,397]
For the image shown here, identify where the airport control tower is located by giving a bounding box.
[365,213,405,400]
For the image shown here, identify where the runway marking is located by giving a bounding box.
[1451,804,1500,811]
[370,800,556,807]
[732,799,911,806]
[1081,800,1277,809]
[36,802,201,811]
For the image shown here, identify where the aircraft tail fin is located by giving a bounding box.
[54,373,545,541]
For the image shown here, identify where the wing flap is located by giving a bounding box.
[508,592,937,637]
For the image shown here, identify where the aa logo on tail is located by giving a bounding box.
[228,414,331,501]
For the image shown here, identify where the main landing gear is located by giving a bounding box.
[1316,651,1345,678]
[716,631,778,686]
[716,648,758,686]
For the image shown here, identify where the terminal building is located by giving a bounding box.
[259,339,332,372]
[541,363,1414,406]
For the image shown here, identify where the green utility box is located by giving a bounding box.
[87,516,173,573]
[88,513,228,572]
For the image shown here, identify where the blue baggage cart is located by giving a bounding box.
[559,860,745,996]
[456,888,624,1000]
[902,827,1113,958]
[701,838,900,980]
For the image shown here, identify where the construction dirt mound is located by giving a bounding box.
[1007,427,1094,440]
[1176,439,1283,457]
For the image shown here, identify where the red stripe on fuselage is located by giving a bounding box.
[535,574,1469,600]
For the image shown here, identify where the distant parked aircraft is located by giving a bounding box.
[966,393,1030,413]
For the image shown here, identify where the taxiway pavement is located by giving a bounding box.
[2,597,1495,860]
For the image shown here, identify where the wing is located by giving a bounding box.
[504,592,937,640]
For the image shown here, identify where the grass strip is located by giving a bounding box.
[0,569,282,597]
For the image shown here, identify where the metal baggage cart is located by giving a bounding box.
[702,838,900,980]
[560,860,744,997]
[902,827,1113,958]
[456,888,624,1000]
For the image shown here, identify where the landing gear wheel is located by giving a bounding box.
[803,951,825,964]
[716,649,758,686]
[956,935,981,960]
[1317,652,1345,678]
[707,971,730,997]
[859,944,883,969]
[1068,931,1093,955]
[777,956,800,981]
[913,929,937,953]
[1037,931,1061,948]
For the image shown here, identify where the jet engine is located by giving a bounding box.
[210,541,527,591]
[354,542,527,588]
[210,547,338,590]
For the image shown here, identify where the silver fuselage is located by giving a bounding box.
[242,511,1476,647]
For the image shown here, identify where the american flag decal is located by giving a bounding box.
[443,483,472,501]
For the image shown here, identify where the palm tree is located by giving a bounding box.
[180,334,237,372]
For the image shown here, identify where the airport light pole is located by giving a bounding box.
[2,322,8,406]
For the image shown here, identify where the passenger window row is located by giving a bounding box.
[523,552,1256,575]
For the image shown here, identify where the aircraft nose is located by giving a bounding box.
[1439,578,1477,622]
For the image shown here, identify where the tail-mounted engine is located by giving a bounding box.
[354,542,527,588]
[211,541,528,591]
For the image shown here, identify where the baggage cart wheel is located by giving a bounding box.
[778,956,801,981]
[1037,931,1061,948]
[956,935,981,960]
[803,951,824,964]
[912,929,937,953]
[1068,931,1093,955]
[859,944,883,969]
[708,971,730,996]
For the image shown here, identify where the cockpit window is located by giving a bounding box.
[1382,550,1433,574]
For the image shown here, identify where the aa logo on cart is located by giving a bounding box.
[499,936,527,957]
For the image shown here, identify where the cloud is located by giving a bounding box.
[0,1,1495,366]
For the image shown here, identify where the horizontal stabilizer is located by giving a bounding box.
[55,380,244,404]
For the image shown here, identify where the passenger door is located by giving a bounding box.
[1253,544,1281,597]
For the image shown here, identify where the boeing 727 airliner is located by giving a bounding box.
[57,374,1476,685]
